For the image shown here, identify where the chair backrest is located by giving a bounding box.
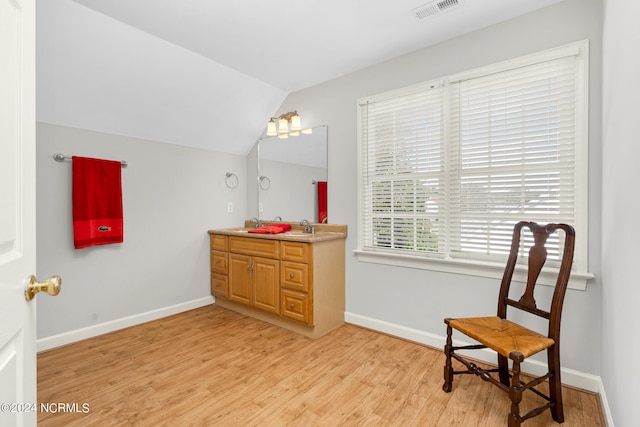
[497,221,575,342]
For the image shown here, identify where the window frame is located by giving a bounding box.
[355,40,593,290]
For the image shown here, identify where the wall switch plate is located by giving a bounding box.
[259,202,263,212]
[227,202,233,213]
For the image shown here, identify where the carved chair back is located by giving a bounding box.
[496,221,575,342]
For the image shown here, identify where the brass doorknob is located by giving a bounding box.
[25,275,61,301]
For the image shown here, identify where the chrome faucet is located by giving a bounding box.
[249,217,262,228]
[300,219,314,234]
[273,216,282,221]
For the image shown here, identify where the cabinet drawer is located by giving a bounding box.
[210,273,228,298]
[210,250,228,274]
[281,289,312,325]
[281,261,309,292]
[230,237,279,258]
[210,234,228,251]
[281,241,309,263]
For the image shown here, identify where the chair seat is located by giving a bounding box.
[447,316,555,360]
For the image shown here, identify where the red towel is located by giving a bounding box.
[72,156,124,249]
[317,181,327,223]
[247,224,292,234]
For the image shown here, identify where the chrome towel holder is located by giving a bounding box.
[53,153,128,168]
[225,172,239,189]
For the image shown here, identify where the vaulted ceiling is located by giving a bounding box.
[36,0,564,155]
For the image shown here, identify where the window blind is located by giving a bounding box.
[358,42,586,272]
[448,56,577,262]
[360,85,445,256]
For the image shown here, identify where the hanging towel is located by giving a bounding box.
[247,224,292,234]
[317,181,327,223]
[72,156,124,249]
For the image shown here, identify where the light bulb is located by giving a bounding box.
[266,119,277,136]
[278,117,288,133]
[290,113,301,131]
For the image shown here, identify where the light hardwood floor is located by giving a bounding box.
[37,305,603,426]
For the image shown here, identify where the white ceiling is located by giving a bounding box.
[36,0,564,155]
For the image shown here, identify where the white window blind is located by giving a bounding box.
[360,84,445,256]
[448,56,577,263]
[357,41,591,287]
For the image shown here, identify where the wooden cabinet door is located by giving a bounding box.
[252,256,279,314]
[229,253,251,305]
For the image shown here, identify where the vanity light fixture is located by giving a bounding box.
[266,111,305,138]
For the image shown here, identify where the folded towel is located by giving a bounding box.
[247,224,292,234]
[72,156,124,249]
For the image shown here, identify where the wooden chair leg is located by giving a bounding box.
[508,359,523,427]
[548,346,565,423]
[498,354,510,386]
[443,324,453,392]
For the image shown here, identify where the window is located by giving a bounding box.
[356,41,592,289]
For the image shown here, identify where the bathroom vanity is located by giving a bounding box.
[208,221,346,338]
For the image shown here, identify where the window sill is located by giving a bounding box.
[353,249,593,291]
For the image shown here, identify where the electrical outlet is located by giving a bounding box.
[227,202,233,213]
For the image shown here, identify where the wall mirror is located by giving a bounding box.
[258,125,328,223]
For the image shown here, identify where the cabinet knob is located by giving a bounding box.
[289,273,295,279]
[290,303,295,308]
[215,259,220,264]
[215,283,220,288]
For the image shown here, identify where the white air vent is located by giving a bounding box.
[412,0,464,21]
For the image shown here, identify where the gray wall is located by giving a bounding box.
[602,0,640,425]
[278,0,603,376]
[36,123,248,339]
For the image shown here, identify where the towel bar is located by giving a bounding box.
[53,153,128,168]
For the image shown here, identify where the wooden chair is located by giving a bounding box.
[442,221,575,426]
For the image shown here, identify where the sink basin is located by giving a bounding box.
[284,232,311,237]
[225,228,249,233]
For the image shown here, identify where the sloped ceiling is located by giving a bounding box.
[36,0,564,155]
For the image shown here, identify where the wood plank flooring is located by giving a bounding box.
[37,305,603,426]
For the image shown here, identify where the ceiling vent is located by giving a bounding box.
[411,0,464,21]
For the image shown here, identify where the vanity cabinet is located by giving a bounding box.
[208,225,346,339]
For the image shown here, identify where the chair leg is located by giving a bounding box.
[443,324,454,392]
[548,346,565,423]
[498,354,510,387]
[507,359,523,427]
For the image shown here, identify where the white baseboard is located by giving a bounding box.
[37,296,215,352]
[345,311,611,424]
[597,377,615,427]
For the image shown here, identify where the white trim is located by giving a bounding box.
[37,296,215,352]
[354,249,593,290]
[345,311,601,393]
[448,40,585,82]
[598,377,615,427]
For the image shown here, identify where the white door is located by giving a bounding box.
[0,1,39,426]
